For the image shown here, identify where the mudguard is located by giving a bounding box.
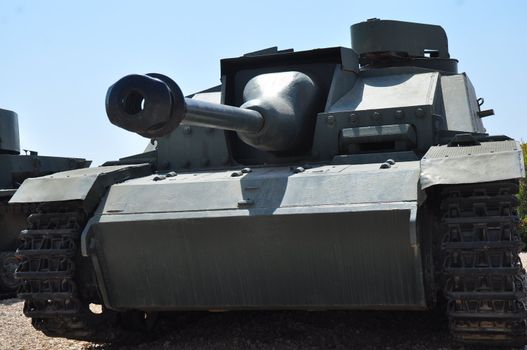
[420,140,524,189]
[9,164,152,212]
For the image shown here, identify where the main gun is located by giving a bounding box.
[105,71,322,152]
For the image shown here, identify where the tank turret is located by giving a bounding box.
[0,109,20,155]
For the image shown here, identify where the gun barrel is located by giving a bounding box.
[105,73,263,138]
[183,98,263,133]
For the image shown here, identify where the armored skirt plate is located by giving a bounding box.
[82,162,426,310]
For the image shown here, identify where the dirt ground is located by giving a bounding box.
[1,254,526,350]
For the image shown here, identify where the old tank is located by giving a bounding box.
[0,108,90,297]
[10,19,526,347]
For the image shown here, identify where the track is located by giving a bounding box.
[439,180,527,347]
[14,203,142,343]
[0,198,27,298]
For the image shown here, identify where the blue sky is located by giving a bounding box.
[0,0,525,166]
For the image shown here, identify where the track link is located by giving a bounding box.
[15,203,139,343]
[0,199,33,298]
[439,180,527,347]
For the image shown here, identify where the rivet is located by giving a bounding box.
[415,108,425,118]
[241,167,252,174]
[394,110,404,120]
[183,126,192,135]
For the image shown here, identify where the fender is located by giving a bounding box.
[9,164,152,213]
[420,140,524,189]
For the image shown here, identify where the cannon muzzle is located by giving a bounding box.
[106,71,322,151]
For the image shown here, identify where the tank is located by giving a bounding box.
[10,19,526,347]
[0,108,91,297]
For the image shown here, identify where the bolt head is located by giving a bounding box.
[326,115,336,127]
[294,166,305,173]
[371,111,382,121]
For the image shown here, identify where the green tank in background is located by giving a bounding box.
[10,19,526,347]
[0,108,90,297]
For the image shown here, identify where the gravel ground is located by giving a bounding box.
[0,300,459,350]
[1,254,526,350]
